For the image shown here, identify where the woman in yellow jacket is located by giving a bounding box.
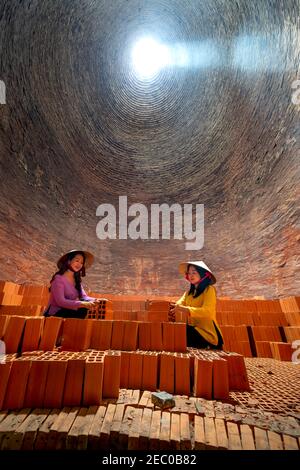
[171,261,224,349]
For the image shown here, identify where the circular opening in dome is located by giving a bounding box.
[131,37,171,79]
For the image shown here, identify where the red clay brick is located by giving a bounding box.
[162,322,175,352]
[174,353,190,396]
[39,317,63,351]
[63,358,86,406]
[111,321,125,350]
[90,320,113,350]
[0,362,12,410]
[43,359,68,408]
[159,353,175,394]
[138,322,151,350]
[24,360,49,408]
[122,321,138,351]
[174,323,187,352]
[103,352,121,398]
[128,352,143,390]
[83,356,104,405]
[212,358,229,399]
[3,316,26,353]
[3,359,31,409]
[21,317,44,352]
[142,352,158,392]
[150,323,163,351]
[194,357,213,399]
[120,351,131,388]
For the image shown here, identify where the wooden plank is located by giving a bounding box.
[110,404,125,449]
[129,389,140,406]
[53,406,80,450]
[66,407,89,450]
[240,424,255,450]
[138,408,152,450]
[194,415,206,450]
[99,403,116,449]
[138,390,151,408]
[170,413,180,450]
[283,434,299,450]
[254,427,270,450]
[0,411,8,425]
[6,409,48,450]
[202,400,215,418]
[20,409,50,450]
[128,408,143,450]
[267,431,283,450]
[76,406,98,450]
[0,408,31,450]
[180,413,191,450]
[47,407,78,450]
[88,405,107,450]
[204,417,217,450]
[118,406,136,450]
[227,422,242,450]
[159,411,171,450]
[34,409,60,450]
[148,410,161,450]
[215,418,229,450]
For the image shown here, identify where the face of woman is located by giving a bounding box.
[69,254,84,272]
[187,265,201,285]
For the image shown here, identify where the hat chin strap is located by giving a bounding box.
[186,272,212,283]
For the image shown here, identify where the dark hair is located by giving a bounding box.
[49,251,86,297]
[187,264,212,298]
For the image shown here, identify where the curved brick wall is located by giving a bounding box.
[0,0,299,297]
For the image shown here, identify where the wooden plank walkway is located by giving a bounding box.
[0,394,299,450]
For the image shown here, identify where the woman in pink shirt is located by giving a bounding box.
[44,249,97,318]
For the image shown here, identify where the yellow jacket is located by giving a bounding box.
[176,285,223,346]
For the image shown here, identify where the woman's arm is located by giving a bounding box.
[80,285,96,301]
[51,277,83,310]
[175,292,187,306]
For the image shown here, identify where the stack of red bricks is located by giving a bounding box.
[0,347,250,411]
[0,281,49,316]
[1,280,299,363]
[279,296,300,326]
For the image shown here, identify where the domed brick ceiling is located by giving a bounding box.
[0,0,299,297]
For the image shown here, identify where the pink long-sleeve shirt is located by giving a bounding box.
[45,274,94,316]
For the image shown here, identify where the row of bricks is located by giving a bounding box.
[216,299,283,314]
[0,316,187,354]
[222,340,252,357]
[1,299,299,329]
[0,349,249,410]
[89,292,178,301]
[0,281,48,297]
[87,309,172,323]
[99,296,300,316]
[283,312,300,326]
[1,314,299,361]
[79,296,300,315]
[94,310,194,323]
[0,293,49,307]
[0,305,43,317]
[1,279,299,314]
[19,347,250,395]
[93,309,297,327]
[1,405,298,451]
[255,341,293,360]
[217,311,289,326]
[279,296,300,313]
[221,325,300,350]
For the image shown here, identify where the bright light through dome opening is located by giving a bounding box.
[131,37,171,79]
